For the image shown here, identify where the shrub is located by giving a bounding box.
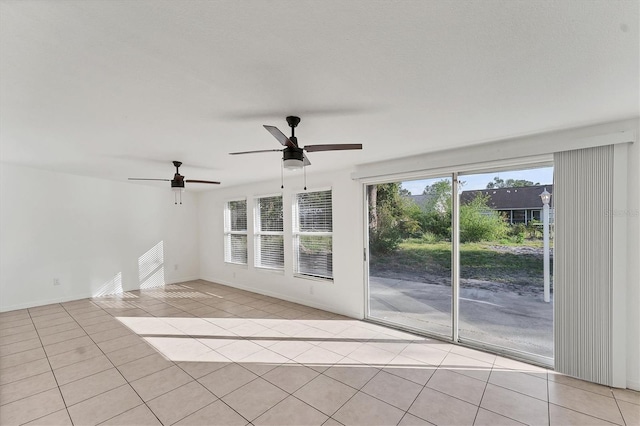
[421,210,451,240]
[526,219,542,239]
[459,195,509,243]
[420,231,440,244]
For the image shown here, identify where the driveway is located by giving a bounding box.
[369,276,553,358]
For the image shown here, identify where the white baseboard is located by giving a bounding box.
[627,379,640,391]
[0,292,94,313]
[200,275,363,320]
[165,276,200,285]
[0,275,202,313]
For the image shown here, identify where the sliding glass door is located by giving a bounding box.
[366,165,554,362]
[367,177,452,337]
[457,168,554,359]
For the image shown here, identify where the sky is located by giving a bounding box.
[400,166,554,195]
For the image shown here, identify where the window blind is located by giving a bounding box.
[293,190,333,279]
[554,145,620,386]
[254,195,284,270]
[224,200,247,264]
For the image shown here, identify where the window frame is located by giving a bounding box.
[292,188,334,281]
[224,198,248,265]
[253,193,285,271]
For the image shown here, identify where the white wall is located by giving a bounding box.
[0,163,200,311]
[198,168,365,319]
[626,124,640,390]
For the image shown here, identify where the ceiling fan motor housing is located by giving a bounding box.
[172,174,185,189]
[283,146,304,162]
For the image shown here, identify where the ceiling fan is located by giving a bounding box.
[229,116,363,171]
[128,161,220,204]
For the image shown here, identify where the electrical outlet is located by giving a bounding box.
[310,285,314,295]
[53,278,60,286]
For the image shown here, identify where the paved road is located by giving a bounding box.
[369,276,553,358]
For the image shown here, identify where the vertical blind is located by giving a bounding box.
[554,145,614,386]
[254,195,284,270]
[293,190,333,279]
[224,199,248,264]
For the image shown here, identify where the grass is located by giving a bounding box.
[371,239,549,286]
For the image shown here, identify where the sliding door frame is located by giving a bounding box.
[362,158,555,367]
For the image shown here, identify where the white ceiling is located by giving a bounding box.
[1,0,638,190]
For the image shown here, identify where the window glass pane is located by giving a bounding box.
[257,235,284,269]
[512,209,526,223]
[297,191,332,232]
[255,195,284,270]
[229,200,247,231]
[259,196,283,232]
[367,178,452,337]
[294,190,333,279]
[296,235,332,278]
[229,234,247,264]
[458,166,554,358]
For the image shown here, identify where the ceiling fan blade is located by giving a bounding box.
[229,149,283,155]
[264,125,296,148]
[186,179,221,184]
[303,155,311,166]
[128,178,171,181]
[304,144,363,152]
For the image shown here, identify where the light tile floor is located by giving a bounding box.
[1,280,638,426]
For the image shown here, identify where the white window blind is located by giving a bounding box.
[293,190,333,280]
[224,199,247,264]
[254,195,284,270]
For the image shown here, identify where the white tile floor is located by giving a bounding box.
[0,280,638,425]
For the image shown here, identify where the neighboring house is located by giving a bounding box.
[460,185,554,225]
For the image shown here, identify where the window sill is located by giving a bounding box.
[255,267,285,275]
[293,273,333,283]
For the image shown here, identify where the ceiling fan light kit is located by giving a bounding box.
[230,116,363,188]
[128,161,220,205]
[282,148,305,170]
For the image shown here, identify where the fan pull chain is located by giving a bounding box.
[280,160,284,189]
[303,163,307,191]
[174,192,177,205]
[180,191,183,205]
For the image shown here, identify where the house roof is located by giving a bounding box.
[460,185,554,210]
[408,194,436,207]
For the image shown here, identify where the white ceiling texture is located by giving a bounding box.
[1,0,638,190]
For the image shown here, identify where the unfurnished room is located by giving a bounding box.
[0,1,638,425]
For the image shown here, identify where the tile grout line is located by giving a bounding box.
[59,303,156,422]
[472,353,497,425]
[5,281,636,426]
[25,304,76,426]
[60,302,168,426]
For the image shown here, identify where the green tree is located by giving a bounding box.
[486,177,539,188]
[419,179,453,240]
[369,183,404,253]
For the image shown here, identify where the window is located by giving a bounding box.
[293,189,333,280]
[254,195,284,270]
[224,199,247,264]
